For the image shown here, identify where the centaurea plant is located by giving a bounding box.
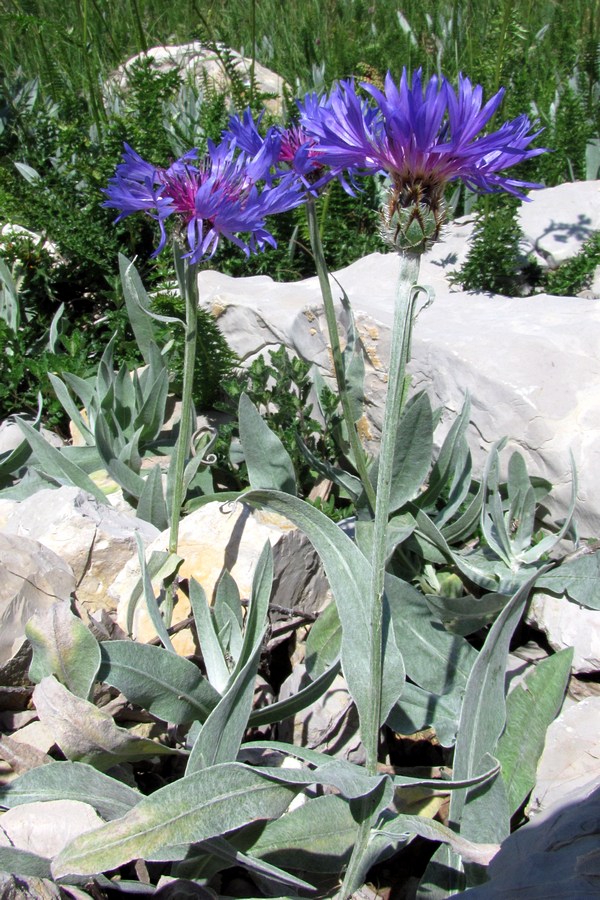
[298,67,547,893]
[96,71,550,898]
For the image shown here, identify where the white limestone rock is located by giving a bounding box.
[528,695,600,815]
[518,180,600,268]
[2,486,159,612]
[526,593,600,674]
[0,533,75,666]
[108,42,286,115]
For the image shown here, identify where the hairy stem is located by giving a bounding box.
[365,251,421,774]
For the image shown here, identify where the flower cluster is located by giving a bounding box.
[105,68,546,260]
[103,139,304,265]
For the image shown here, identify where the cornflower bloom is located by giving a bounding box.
[301,69,547,253]
[103,138,305,265]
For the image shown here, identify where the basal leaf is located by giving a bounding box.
[0,761,141,821]
[497,647,573,816]
[33,676,177,770]
[26,602,101,700]
[52,763,301,878]
[99,641,221,725]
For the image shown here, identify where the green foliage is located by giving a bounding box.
[215,345,345,499]
[450,194,542,296]
[543,230,600,295]
[151,291,239,410]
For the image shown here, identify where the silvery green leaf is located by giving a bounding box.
[99,641,220,724]
[238,394,297,495]
[47,301,65,353]
[425,591,508,637]
[375,811,498,866]
[305,600,342,678]
[518,451,577,563]
[536,551,600,609]
[15,418,108,505]
[52,763,301,878]
[0,847,51,879]
[296,434,362,500]
[385,573,477,696]
[248,793,360,874]
[214,571,243,661]
[497,647,573,817]
[33,676,177,770]
[14,160,41,183]
[188,577,230,692]
[369,390,433,513]
[119,254,166,364]
[135,533,174,651]
[506,451,536,555]
[247,490,406,728]
[230,540,272,681]
[137,463,169,531]
[48,373,94,445]
[387,680,462,748]
[186,637,264,773]
[418,394,471,510]
[441,479,484,545]
[449,568,548,841]
[60,371,96,416]
[248,660,341,727]
[0,761,141,821]
[125,550,183,635]
[26,602,101,700]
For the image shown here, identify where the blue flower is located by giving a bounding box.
[301,69,547,250]
[103,139,305,264]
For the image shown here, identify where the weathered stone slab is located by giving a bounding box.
[2,486,159,612]
[0,533,75,666]
[108,41,286,115]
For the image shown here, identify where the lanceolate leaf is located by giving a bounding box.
[26,602,101,700]
[449,568,547,841]
[238,394,297,495]
[98,641,221,725]
[16,418,109,505]
[536,551,600,609]
[497,647,573,817]
[52,763,301,878]
[0,847,51,879]
[33,676,177,770]
[0,761,141,821]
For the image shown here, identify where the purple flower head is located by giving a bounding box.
[301,69,547,251]
[224,107,332,195]
[103,138,305,264]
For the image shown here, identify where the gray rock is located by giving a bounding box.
[526,593,600,674]
[2,486,159,612]
[460,782,600,899]
[277,664,364,765]
[0,533,75,665]
[528,695,600,815]
[518,180,600,268]
[107,42,286,115]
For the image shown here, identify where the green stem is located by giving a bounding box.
[168,254,199,559]
[365,251,421,775]
[306,197,377,512]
